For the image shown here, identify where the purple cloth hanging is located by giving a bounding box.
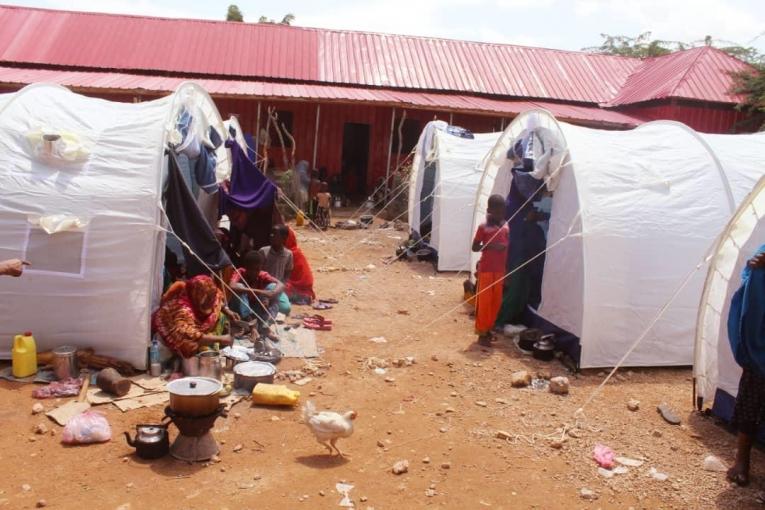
[222,139,276,211]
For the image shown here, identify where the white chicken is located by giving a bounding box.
[302,400,357,456]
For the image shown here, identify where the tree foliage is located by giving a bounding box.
[258,13,296,25]
[226,4,244,22]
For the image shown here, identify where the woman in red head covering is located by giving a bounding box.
[284,227,316,304]
[152,275,235,358]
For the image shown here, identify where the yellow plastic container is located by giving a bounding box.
[251,383,300,407]
[12,331,37,378]
[296,211,305,227]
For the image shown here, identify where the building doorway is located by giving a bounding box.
[341,122,370,199]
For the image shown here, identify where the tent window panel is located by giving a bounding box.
[24,227,86,277]
[393,119,422,154]
[268,110,294,148]
[0,213,29,261]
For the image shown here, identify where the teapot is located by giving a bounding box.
[124,424,169,459]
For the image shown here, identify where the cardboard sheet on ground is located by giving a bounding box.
[0,366,56,384]
[47,401,90,426]
[113,391,169,412]
[276,327,318,358]
[87,384,147,405]
[129,374,166,391]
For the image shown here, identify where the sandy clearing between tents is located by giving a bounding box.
[0,218,763,509]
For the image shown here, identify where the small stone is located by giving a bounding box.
[549,439,564,449]
[439,427,448,433]
[444,407,455,414]
[450,391,457,397]
[220,467,226,472]
[36,500,47,508]
[33,423,48,435]
[32,403,44,415]
[431,355,439,361]
[496,430,512,440]
[511,371,531,388]
[21,484,31,492]
[652,429,663,438]
[319,490,325,497]
[211,454,222,463]
[580,488,598,501]
[376,440,385,448]
[475,401,488,407]
[360,496,368,502]
[495,398,509,405]
[627,399,640,412]
[234,413,241,420]
[253,475,262,480]
[384,377,395,383]
[440,462,451,470]
[233,444,243,452]
[271,416,280,422]
[28,436,36,443]
[537,369,552,380]
[126,483,134,489]
[422,457,431,464]
[425,488,437,497]
[703,455,727,472]
[548,376,570,395]
[392,460,409,475]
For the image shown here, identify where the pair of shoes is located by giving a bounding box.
[303,315,333,331]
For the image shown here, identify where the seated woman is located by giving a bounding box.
[229,250,285,342]
[152,275,234,359]
[284,227,316,305]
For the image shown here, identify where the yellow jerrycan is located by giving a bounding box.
[251,383,300,406]
[296,210,306,227]
[12,332,37,378]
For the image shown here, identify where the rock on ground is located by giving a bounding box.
[392,460,409,475]
[511,371,531,388]
[549,377,569,395]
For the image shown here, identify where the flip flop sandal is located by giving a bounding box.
[307,314,333,325]
[313,302,333,310]
[303,320,332,331]
[657,403,681,425]
[320,298,339,304]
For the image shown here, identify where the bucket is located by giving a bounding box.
[296,211,305,227]
[52,345,78,380]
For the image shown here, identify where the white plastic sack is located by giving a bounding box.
[62,411,112,444]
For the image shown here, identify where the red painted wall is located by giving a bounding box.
[621,100,754,133]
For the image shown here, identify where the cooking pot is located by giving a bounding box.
[124,423,169,459]
[250,340,283,365]
[533,334,556,362]
[222,346,251,372]
[519,329,542,352]
[166,377,222,417]
[233,361,276,392]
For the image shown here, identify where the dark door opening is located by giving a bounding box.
[341,122,370,199]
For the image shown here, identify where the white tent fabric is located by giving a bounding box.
[472,109,765,368]
[408,120,447,234]
[408,126,500,271]
[696,169,765,410]
[0,83,230,369]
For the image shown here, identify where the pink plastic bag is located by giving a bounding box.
[592,444,615,469]
[61,411,112,444]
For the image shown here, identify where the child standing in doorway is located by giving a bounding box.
[471,194,509,346]
[316,182,332,230]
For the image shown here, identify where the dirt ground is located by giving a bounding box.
[0,215,763,510]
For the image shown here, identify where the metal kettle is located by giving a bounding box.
[124,424,169,459]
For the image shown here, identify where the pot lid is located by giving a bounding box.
[234,361,276,377]
[534,340,555,351]
[166,377,222,396]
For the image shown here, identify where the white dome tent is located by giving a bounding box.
[0,82,231,369]
[407,121,501,271]
[472,109,765,368]
[695,133,765,419]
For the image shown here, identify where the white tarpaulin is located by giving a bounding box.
[0,83,230,369]
[473,109,765,368]
[408,124,500,271]
[695,133,765,409]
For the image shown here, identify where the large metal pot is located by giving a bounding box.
[233,361,276,392]
[166,377,222,417]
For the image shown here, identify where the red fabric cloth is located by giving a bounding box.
[473,223,509,273]
[230,268,277,290]
[475,272,504,334]
[284,227,316,302]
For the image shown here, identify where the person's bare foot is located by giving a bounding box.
[727,462,750,486]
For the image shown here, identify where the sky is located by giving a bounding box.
[5,0,765,53]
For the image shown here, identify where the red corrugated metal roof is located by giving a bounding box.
[606,46,751,106]
[0,4,640,103]
[0,66,643,127]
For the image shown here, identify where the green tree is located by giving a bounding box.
[583,32,682,58]
[226,4,244,22]
[257,13,296,25]
[731,64,765,119]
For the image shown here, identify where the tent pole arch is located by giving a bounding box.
[637,120,736,215]
[0,82,71,118]
[694,174,765,409]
